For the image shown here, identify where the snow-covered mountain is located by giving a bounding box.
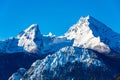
[17,24,43,53]
[0,37,20,53]
[0,24,73,54]
[0,24,43,53]
[0,16,120,80]
[18,46,118,80]
[65,16,120,54]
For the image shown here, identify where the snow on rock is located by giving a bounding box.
[47,32,55,37]
[0,37,24,53]
[65,16,120,54]
[42,36,73,53]
[17,24,43,53]
[22,46,106,80]
[0,24,72,54]
[8,68,26,80]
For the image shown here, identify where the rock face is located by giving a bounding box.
[17,24,43,53]
[19,46,120,80]
[0,16,120,80]
[0,24,43,54]
[65,16,120,54]
[8,68,26,80]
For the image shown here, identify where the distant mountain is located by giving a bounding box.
[0,16,120,80]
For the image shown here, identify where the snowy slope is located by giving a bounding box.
[19,46,115,80]
[29,46,104,71]
[9,68,26,80]
[0,37,24,53]
[0,24,44,53]
[17,24,43,53]
[65,16,120,54]
[42,36,73,54]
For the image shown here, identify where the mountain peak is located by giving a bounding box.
[24,24,39,33]
[17,24,43,53]
[65,16,120,54]
[17,24,39,39]
[65,16,112,53]
[78,15,89,22]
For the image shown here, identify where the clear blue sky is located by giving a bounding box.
[0,0,120,39]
